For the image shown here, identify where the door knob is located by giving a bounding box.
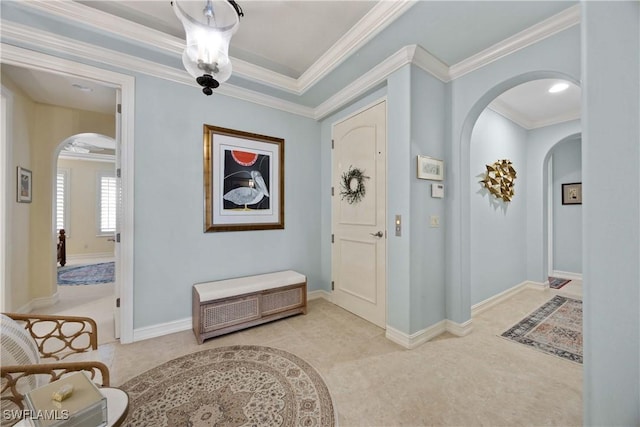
[370,231,383,238]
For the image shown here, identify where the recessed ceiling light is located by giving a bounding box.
[548,82,569,93]
[71,83,93,92]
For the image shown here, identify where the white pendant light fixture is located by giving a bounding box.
[172,0,243,95]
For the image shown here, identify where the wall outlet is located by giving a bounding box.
[430,215,440,228]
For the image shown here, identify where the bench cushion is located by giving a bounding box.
[194,270,306,302]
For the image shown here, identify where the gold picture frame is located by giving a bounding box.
[203,125,284,232]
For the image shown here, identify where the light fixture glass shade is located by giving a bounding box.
[173,0,239,91]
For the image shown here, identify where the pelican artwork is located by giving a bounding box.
[223,170,270,210]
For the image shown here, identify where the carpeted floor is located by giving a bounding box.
[501,295,582,363]
[120,345,335,427]
[58,262,115,285]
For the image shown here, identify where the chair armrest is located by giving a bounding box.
[1,361,110,411]
[3,313,98,360]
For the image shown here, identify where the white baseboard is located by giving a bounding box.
[66,252,114,261]
[385,321,447,349]
[132,290,331,343]
[445,319,473,337]
[133,317,192,342]
[15,292,60,313]
[472,280,546,317]
[308,290,332,302]
[551,270,583,280]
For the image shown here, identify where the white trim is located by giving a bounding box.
[298,0,418,93]
[315,45,416,120]
[58,151,116,162]
[488,100,580,130]
[0,85,12,312]
[551,270,583,281]
[2,44,136,345]
[412,46,451,83]
[308,290,333,302]
[445,319,473,337]
[15,293,60,314]
[385,322,446,349]
[133,317,192,343]
[471,281,547,317]
[0,24,315,120]
[449,4,581,80]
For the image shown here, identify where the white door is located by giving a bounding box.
[332,100,387,328]
[113,93,122,339]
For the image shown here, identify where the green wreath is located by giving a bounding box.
[340,166,369,204]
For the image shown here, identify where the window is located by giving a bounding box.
[56,169,69,233]
[98,171,117,235]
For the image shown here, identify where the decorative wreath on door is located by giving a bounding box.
[340,166,369,204]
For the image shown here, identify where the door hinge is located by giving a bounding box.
[116,298,120,308]
[116,168,121,178]
[117,103,121,114]
[331,187,334,196]
[331,281,335,291]
[331,234,334,243]
[331,139,334,149]
[116,233,121,243]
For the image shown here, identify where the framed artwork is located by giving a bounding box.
[17,166,32,203]
[417,155,444,181]
[562,182,582,205]
[203,125,284,232]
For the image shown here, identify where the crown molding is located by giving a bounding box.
[17,0,416,96]
[0,22,315,119]
[489,98,580,130]
[59,151,116,162]
[297,0,418,93]
[449,4,580,80]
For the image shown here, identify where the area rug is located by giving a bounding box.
[119,345,336,427]
[501,295,582,363]
[548,276,571,289]
[57,262,114,285]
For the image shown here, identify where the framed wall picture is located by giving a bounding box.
[417,155,444,181]
[17,166,32,203]
[562,182,582,205]
[203,125,284,232]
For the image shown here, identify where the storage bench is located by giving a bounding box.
[192,270,307,344]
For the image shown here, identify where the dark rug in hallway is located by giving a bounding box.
[548,276,571,289]
[57,262,114,285]
[120,345,336,427]
[501,295,582,363]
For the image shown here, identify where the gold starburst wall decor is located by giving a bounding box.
[480,159,517,202]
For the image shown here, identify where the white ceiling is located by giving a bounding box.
[2,1,581,127]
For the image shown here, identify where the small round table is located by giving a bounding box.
[15,387,129,427]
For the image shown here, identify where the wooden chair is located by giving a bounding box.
[1,313,110,417]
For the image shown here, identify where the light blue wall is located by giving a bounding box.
[469,109,527,305]
[409,65,447,333]
[132,75,320,328]
[525,121,581,282]
[582,2,640,424]
[446,25,581,323]
[552,139,582,274]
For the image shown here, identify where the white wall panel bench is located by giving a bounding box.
[192,270,307,344]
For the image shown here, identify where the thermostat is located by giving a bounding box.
[431,183,444,198]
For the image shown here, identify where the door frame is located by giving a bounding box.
[1,44,135,343]
[0,86,12,312]
[330,97,388,326]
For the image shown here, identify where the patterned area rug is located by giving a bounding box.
[120,345,336,427]
[548,276,571,289]
[501,295,582,363]
[57,262,114,285]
